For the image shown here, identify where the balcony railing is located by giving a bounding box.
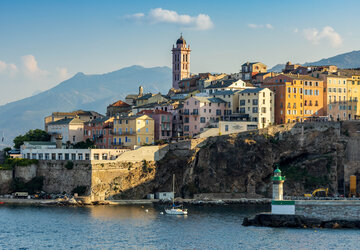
[111,131,136,136]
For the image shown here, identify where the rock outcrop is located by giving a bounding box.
[242,214,360,229]
[117,122,360,199]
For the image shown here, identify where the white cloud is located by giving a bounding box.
[22,54,48,76]
[302,26,343,47]
[248,23,274,29]
[124,12,145,20]
[0,60,18,76]
[56,67,70,80]
[293,28,299,33]
[125,8,213,30]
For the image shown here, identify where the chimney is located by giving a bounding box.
[55,134,63,149]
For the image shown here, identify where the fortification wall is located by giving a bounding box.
[0,170,12,193]
[14,164,37,182]
[37,161,92,195]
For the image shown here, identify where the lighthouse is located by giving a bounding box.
[272,166,285,200]
[271,166,295,215]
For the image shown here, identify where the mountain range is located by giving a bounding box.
[0,65,171,147]
[269,50,360,72]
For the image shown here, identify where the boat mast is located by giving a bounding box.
[172,174,175,206]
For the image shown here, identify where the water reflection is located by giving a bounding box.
[89,205,158,221]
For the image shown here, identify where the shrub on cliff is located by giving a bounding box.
[65,161,74,170]
[0,158,38,170]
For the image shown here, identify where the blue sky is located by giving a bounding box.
[0,0,359,104]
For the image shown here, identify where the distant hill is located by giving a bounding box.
[269,50,360,72]
[304,50,360,68]
[0,65,171,147]
[268,64,285,72]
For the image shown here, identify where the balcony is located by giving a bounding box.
[190,112,199,115]
[112,131,136,136]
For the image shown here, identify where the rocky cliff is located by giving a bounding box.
[116,122,360,199]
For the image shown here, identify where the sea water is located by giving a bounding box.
[0,204,358,249]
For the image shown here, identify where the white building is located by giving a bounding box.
[21,141,128,161]
[46,117,85,144]
[238,88,274,129]
[204,79,252,95]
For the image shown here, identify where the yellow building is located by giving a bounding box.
[112,114,154,148]
[310,71,359,120]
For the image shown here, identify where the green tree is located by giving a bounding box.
[13,129,51,149]
[73,139,95,149]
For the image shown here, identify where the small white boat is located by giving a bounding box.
[165,174,188,215]
[165,206,188,215]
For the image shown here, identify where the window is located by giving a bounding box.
[85,154,90,160]
[65,153,69,160]
[216,110,221,115]
[225,125,229,132]
[253,99,258,105]
[138,137,140,143]
[72,136,76,142]
[252,107,258,113]
[94,154,99,160]
[146,137,149,143]
[184,126,189,131]
[240,108,246,113]
[261,107,266,113]
[114,138,117,145]
[240,100,245,106]
[146,128,149,133]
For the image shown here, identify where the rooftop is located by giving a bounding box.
[211,90,239,96]
[284,74,321,81]
[240,88,266,94]
[47,117,84,126]
[193,96,226,103]
[108,100,130,107]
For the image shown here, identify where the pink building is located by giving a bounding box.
[137,110,172,141]
[182,96,226,137]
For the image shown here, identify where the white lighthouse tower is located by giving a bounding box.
[271,166,295,214]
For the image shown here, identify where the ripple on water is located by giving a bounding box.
[0,205,358,249]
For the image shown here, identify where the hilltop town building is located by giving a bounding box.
[112,114,154,148]
[106,100,131,117]
[238,88,275,129]
[84,117,114,149]
[241,62,267,80]
[46,117,85,144]
[182,96,226,137]
[263,74,325,124]
[44,110,103,131]
[172,35,191,89]
[137,110,172,141]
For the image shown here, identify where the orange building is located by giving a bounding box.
[262,74,325,124]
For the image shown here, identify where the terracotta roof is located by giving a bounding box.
[282,74,321,81]
[109,100,130,107]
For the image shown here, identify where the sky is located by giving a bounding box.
[0,0,360,105]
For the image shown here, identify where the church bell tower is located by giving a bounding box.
[172,34,191,89]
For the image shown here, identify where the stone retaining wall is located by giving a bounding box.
[295,200,360,220]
